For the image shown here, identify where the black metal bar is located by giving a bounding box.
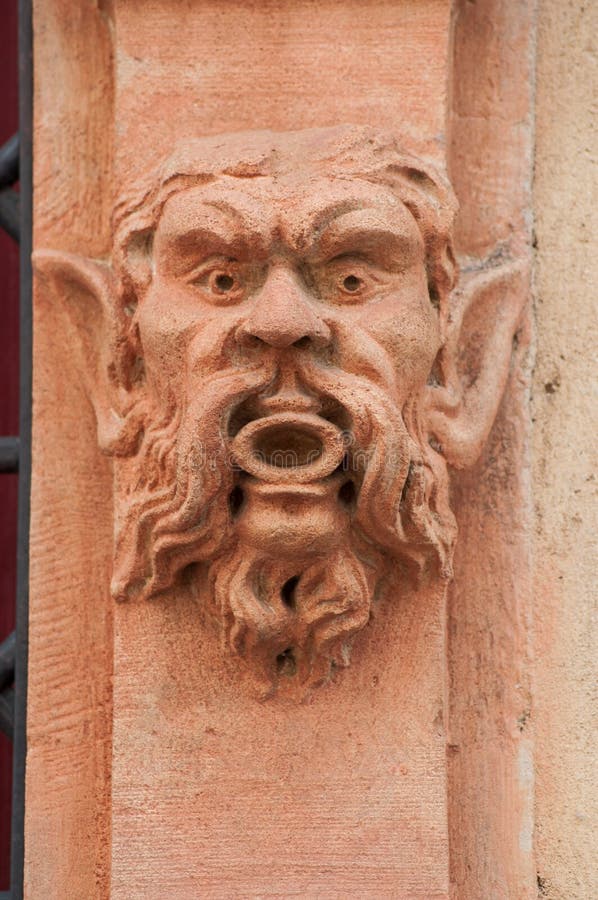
[0,438,19,473]
[0,190,19,243]
[0,135,19,190]
[0,690,14,741]
[0,633,15,693]
[11,0,32,894]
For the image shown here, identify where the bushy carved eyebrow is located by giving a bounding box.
[305,200,366,240]
[160,194,255,238]
[156,201,258,271]
[310,210,422,269]
[201,199,248,227]
[159,226,245,268]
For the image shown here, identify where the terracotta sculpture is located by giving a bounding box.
[35,126,525,691]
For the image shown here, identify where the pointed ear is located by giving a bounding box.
[33,249,144,455]
[424,258,529,469]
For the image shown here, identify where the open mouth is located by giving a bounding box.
[230,412,346,484]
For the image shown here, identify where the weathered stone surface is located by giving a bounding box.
[36,126,523,695]
[533,1,598,897]
[27,2,586,898]
[446,2,537,897]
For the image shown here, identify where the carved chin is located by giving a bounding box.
[201,408,378,691]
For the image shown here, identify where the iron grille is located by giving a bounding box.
[0,0,32,896]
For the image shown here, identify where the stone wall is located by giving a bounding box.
[533,1,598,896]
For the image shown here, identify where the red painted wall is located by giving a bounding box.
[0,0,20,888]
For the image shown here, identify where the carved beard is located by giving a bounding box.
[111,327,455,690]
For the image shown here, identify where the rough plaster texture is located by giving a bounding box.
[533,1,598,896]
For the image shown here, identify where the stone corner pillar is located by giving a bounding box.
[26,2,537,897]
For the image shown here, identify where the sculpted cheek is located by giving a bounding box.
[358,304,440,389]
[136,295,199,390]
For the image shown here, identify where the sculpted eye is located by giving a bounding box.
[316,258,383,305]
[190,264,246,303]
[334,269,371,301]
[342,274,363,293]
[210,271,239,295]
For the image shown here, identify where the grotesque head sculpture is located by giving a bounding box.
[36,125,526,691]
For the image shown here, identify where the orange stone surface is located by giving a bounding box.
[25,2,546,898]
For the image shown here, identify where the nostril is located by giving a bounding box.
[236,308,330,350]
[235,325,263,348]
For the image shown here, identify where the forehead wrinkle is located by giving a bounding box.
[207,175,280,230]
[293,199,365,250]
[201,198,250,230]
[199,179,294,254]
[277,198,363,251]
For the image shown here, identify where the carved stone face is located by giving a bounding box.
[139,174,443,555]
[38,126,526,693]
[142,176,439,409]
[107,132,455,689]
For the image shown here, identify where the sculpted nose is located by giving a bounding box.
[236,268,331,350]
